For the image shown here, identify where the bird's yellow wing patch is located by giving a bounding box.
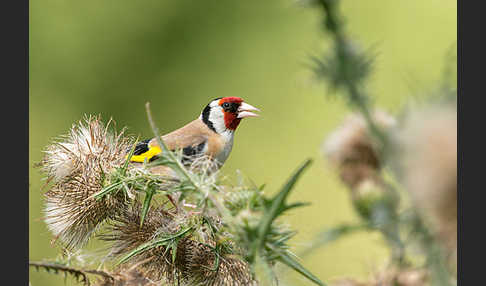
[129,145,162,163]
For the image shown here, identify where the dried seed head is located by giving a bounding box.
[391,103,457,261]
[93,266,158,286]
[330,279,368,286]
[41,115,132,183]
[101,202,175,260]
[393,269,428,286]
[371,267,428,286]
[41,115,134,250]
[323,110,396,189]
[183,240,256,286]
[103,201,256,285]
[331,267,427,286]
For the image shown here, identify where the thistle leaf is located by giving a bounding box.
[122,137,140,175]
[117,226,193,265]
[171,242,177,264]
[93,181,123,200]
[257,159,312,250]
[139,186,155,227]
[299,223,368,258]
[277,252,326,286]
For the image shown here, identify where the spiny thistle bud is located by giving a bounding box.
[391,102,457,264]
[351,178,389,220]
[322,110,396,190]
[102,201,256,286]
[40,115,135,250]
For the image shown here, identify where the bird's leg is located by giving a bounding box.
[166,194,178,213]
[187,210,203,217]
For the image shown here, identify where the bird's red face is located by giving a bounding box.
[218,97,260,130]
[201,97,260,134]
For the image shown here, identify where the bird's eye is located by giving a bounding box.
[222,102,230,109]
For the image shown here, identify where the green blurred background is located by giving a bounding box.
[29,0,456,285]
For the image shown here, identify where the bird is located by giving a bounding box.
[128,97,260,173]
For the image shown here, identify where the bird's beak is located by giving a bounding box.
[237,102,261,118]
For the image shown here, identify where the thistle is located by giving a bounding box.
[33,106,325,286]
[40,115,135,250]
[390,102,457,267]
[330,266,428,286]
[100,200,256,286]
[322,110,397,219]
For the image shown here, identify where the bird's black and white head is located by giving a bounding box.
[200,97,260,134]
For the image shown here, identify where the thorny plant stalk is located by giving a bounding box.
[311,0,404,265]
[308,0,455,285]
[313,0,388,156]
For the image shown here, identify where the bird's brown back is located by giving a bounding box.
[149,118,225,158]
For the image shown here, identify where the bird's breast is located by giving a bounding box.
[213,132,234,165]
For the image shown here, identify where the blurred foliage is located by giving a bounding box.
[30,0,456,285]
[300,1,456,285]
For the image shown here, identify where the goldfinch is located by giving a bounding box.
[129,97,260,170]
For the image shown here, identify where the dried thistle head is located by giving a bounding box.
[101,202,175,261]
[40,115,135,250]
[330,279,368,286]
[330,267,428,286]
[323,110,396,190]
[391,103,457,262]
[41,115,132,183]
[371,267,428,286]
[183,243,256,286]
[92,266,158,286]
[102,201,256,286]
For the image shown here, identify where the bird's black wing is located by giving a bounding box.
[128,139,160,163]
[133,139,151,155]
[181,141,207,164]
